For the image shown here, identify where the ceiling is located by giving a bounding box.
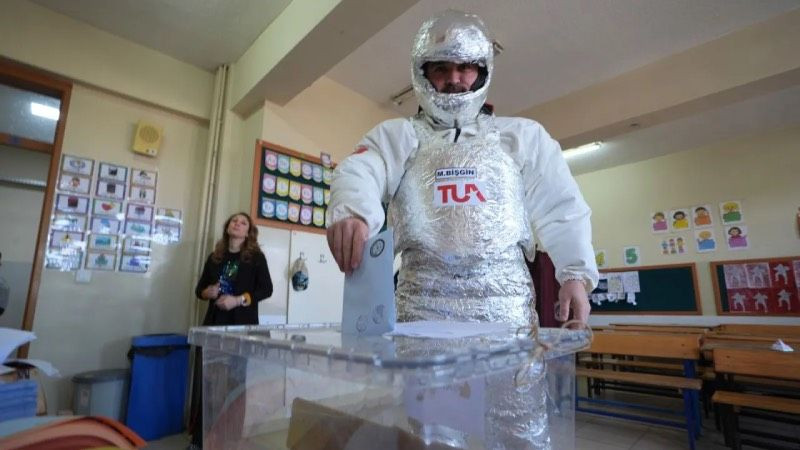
[30,0,291,70]
[28,0,800,174]
[327,0,800,117]
[567,84,800,175]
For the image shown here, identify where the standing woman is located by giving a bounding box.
[196,212,272,325]
[189,212,272,448]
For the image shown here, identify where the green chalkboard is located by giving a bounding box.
[590,263,700,314]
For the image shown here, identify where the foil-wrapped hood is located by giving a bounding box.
[411,10,493,128]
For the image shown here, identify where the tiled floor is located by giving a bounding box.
[575,412,729,450]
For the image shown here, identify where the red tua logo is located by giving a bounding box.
[434,181,487,206]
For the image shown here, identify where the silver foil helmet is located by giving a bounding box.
[411,10,494,127]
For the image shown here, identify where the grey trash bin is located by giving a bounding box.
[72,368,129,421]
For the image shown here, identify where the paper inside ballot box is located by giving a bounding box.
[287,397,460,450]
[342,229,396,336]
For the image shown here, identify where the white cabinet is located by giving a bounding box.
[256,227,343,325]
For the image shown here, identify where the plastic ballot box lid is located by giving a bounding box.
[188,322,589,387]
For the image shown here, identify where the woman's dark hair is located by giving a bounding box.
[211,212,261,263]
[673,211,686,219]
[728,226,742,236]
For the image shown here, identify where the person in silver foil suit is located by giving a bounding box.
[327,10,599,448]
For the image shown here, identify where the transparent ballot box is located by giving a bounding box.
[189,323,589,449]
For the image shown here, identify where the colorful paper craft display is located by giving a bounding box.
[714,257,800,315]
[650,200,748,255]
[254,142,333,231]
[48,154,179,273]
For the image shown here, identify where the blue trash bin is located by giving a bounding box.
[125,334,189,441]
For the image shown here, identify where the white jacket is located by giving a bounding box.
[329,115,599,290]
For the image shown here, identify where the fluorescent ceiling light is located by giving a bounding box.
[563,141,603,159]
[30,102,59,121]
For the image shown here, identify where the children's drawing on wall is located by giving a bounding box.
[723,264,748,289]
[752,291,769,313]
[651,211,668,234]
[777,289,793,311]
[772,263,791,285]
[793,260,800,289]
[745,263,770,288]
[676,237,687,254]
[719,201,743,224]
[730,291,748,312]
[623,246,640,266]
[594,249,607,269]
[725,225,748,250]
[692,205,713,228]
[669,208,690,231]
[660,236,686,255]
[694,229,716,253]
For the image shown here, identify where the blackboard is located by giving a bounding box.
[711,256,800,316]
[590,263,701,314]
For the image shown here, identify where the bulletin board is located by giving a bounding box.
[250,140,334,235]
[711,256,800,316]
[591,263,701,315]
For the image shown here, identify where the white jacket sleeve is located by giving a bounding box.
[517,120,599,291]
[328,119,417,237]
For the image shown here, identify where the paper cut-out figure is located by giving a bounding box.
[652,212,668,232]
[774,264,790,284]
[696,231,715,251]
[777,289,792,310]
[748,264,768,287]
[595,251,606,268]
[676,237,686,254]
[693,206,711,226]
[669,238,677,254]
[661,240,669,255]
[672,211,689,230]
[753,292,768,312]
[778,290,792,310]
[722,202,742,223]
[727,227,747,248]
[625,247,639,265]
[731,292,747,311]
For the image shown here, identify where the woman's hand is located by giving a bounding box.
[201,282,220,300]
[215,295,240,311]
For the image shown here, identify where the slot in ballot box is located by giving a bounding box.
[189,323,588,449]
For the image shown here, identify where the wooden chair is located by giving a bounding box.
[576,331,703,450]
[711,347,800,449]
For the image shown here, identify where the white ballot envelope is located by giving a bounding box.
[342,228,396,335]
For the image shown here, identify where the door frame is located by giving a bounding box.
[0,57,72,355]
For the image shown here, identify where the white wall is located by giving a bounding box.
[577,125,800,326]
[28,85,209,411]
[0,145,50,329]
[0,0,214,120]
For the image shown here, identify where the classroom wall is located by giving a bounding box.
[211,74,398,324]
[0,0,214,120]
[577,125,800,326]
[0,146,49,330]
[27,85,209,412]
[262,76,399,162]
